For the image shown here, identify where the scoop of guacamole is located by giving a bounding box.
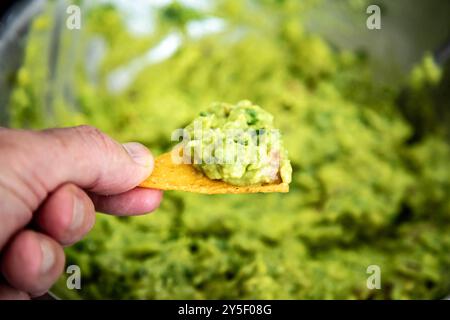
[184,100,292,186]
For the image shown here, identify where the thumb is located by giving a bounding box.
[39,125,154,194]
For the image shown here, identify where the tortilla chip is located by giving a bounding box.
[139,152,289,194]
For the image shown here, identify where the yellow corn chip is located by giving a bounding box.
[139,152,289,194]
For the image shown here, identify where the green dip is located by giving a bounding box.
[6,0,450,299]
[184,100,292,186]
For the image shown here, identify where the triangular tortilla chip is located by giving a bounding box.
[139,152,289,194]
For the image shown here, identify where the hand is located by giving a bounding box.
[0,125,163,299]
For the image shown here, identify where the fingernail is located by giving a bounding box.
[122,142,152,167]
[70,195,85,232]
[39,239,55,274]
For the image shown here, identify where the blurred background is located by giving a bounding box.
[0,0,449,299]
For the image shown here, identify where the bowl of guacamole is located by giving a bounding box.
[1,0,450,299]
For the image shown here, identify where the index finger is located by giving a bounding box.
[89,188,163,216]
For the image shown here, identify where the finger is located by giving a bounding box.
[0,126,153,249]
[34,183,96,246]
[0,283,30,300]
[90,188,163,216]
[0,230,65,297]
[39,126,154,194]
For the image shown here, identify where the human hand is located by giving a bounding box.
[0,125,163,299]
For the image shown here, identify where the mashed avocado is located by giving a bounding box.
[7,1,450,299]
[184,100,292,186]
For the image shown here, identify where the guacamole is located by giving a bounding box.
[6,0,450,299]
[184,100,292,186]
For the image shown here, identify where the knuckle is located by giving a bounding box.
[73,125,115,153]
[0,129,24,154]
[74,124,102,136]
[0,129,49,211]
[74,125,105,140]
[0,129,38,173]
